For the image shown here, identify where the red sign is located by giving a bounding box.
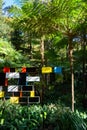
[3,67,10,73]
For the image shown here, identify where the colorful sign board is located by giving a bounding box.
[6,72,20,78]
[30,91,35,97]
[3,67,10,73]
[8,85,18,92]
[54,67,62,74]
[42,67,52,73]
[0,91,4,98]
[0,86,3,91]
[10,97,19,103]
[26,76,40,82]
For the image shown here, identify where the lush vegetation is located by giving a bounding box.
[0,100,87,130]
[0,0,87,129]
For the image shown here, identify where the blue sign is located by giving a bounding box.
[54,67,62,74]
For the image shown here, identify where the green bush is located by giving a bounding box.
[0,100,87,130]
[43,103,87,130]
[0,100,43,130]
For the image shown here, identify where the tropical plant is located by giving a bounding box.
[0,0,13,41]
[0,38,28,67]
[0,100,86,130]
[3,0,87,112]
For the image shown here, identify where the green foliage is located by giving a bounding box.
[1,0,87,123]
[7,0,87,69]
[43,103,87,130]
[11,29,24,50]
[0,100,43,130]
[0,100,86,130]
[0,38,29,67]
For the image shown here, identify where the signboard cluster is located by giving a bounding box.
[42,67,62,74]
[0,67,40,104]
[0,66,62,104]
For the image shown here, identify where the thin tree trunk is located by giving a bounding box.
[82,43,86,97]
[40,35,46,129]
[82,31,86,98]
[40,35,45,66]
[28,32,32,59]
[71,66,74,112]
[40,35,46,103]
[68,37,74,112]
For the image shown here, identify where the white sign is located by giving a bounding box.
[26,76,40,82]
[8,85,18,92]
[0,86,3,91]
[6,72,20,78]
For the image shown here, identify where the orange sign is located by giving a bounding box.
[22,67,26,73]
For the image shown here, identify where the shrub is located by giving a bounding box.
[43,103,87,130]
[0,100,86,130]
[0,100,43,130]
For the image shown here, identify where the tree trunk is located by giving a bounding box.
[82,31,86,98]
[68,37,74,112]
[27,32,32,59]
[40,35,45,103]
[40,35,45,66]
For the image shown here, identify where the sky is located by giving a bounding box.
[3,0,16,7]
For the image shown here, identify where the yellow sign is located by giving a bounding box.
[42,67,52,73]
[10,97,19,103]
[0,91,4,98]
[30,91,35,97]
